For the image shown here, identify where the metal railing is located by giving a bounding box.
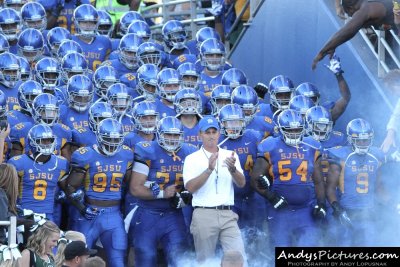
[0,216,17,245]
[358,26,400,77]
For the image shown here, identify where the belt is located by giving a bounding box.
[194,205,233,210]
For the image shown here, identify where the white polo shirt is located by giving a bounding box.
[183,146,243,207]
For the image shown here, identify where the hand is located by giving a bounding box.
[80,206,100,220]
[312,203,327,220]
[148,182,161,198]
[0,122,10,139]
[257,175,271,190]
[208,152,218,171]
[312,50,335,70]
[70,189,84,202]
[55,190,67,203]
[381,129,396,153]
[266,192,288,210]
[170,193,185,209]
[225,151,236,173]
[254,83,268,99]
[332,201,352,227]
[335,4,346,20]
[163,184,177,198]
[324,54,344,75]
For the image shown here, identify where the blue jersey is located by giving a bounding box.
[320,131,347,180]
[246,115,274,139]
[123,132,151,150]
[198,71,224,98]
[182,123,202,148]
[327,146,385,210]
[111,38,121,51]
[185,40,198,56]
[72,35,111,71]
[71,146,133,201]
[220,130,262,197]
[71,127,96,148]
[9,154,69,214]
[155,99,176,118]
[134,141,197,210]
[257,136,321,206]
[168,46,193,63]
[102,59,134,77]
[0,82,22,112]
[7,110,34,128]
[58,0,91,34]
[60,104,90,131]
[119,72,138,90]
[10,122,72,155]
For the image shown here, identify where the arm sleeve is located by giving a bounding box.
[387,99,400,131]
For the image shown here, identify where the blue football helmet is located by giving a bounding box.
[218,104,246,139]
[0,34,9,53]
[47,27,72,57]
[67,74,94,112]
[118,33,143,70]
[0,90,6,117]
[156,116,184,152]
[174,88,202,116]
[35,57,61,91]
[106,83,133,116]
[221,68,248,90]
[32,93,60,126]
[137,63,158,99]
[118,11,144,37]
[157,68,181,102]
[305,106,333,142]
[199,38,226,71]
[210,85,232,116]
[0,8,21,42]
[268,75,295,110]
[73,4,99,38]
[295,82,321,105]
[289,95,315,117]
[4,0,28,15]
[21,2,47,31]
[0,52,20,88]
[195,27,221,51]
[137,41,163,67]
[132,100,159,134]
[97,10,113,37]
[346,118,374,154]
[96,118,124,156]
[231,85,259,124]
[61,52,89,82]
[162,20,187,50]
[17,56,31,82]
[28,124,56,156]
[177,62,200,90]
[17,28,44,63]
[277,109,305,146]
[17,80,43,113]
[88,102,114,132]
[127,20,151,42]
[57,40,83,62]
[93,65,118,99]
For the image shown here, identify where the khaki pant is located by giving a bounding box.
[190,208,245,262]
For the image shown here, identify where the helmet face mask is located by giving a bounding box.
[311,120,333,141]
[174,89,202,116]
[133,101,159,134]
[278,109,305,146]
[270,89,293,110]
[346,118,374,155]
[157,68,181,103]
[0,67,20,88]
[350,136,373,154]
[202,53,224,71]
[21,2,47,31]
[96,119,124,156]
[17,29,44,63]
[0,9,21,42]
[67,75,94,112]
[159,82,180,102]
[219,104,245,139]
[156,117,184,152]
[73,4,99,38]
[33,96,60,126]
[89,102,113,132]
[29,126,56,156]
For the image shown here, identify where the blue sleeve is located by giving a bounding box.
[71,147,90,169]
[257,137,275,158]
[133,141,155,165]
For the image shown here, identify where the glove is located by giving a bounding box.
[80,206,100,220]
[254,83,268,99]
[170,193,185,209]
[55,190,67,203]
[70,189,84,202]
[312,202,327,220]
[324,54,344,75]
[266,192,288,210]
[180,190,193,205]
[331,201,352,227]
[257,175,271,190]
